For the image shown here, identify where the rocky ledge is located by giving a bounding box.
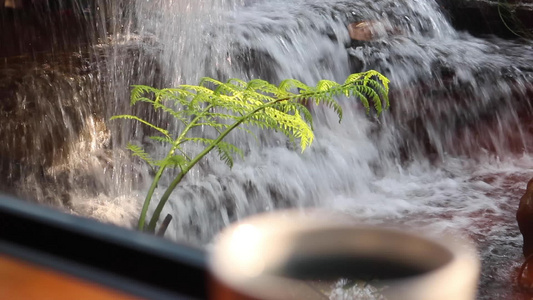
[438,0,533,38]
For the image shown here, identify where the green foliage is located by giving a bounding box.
[111,71,390,233]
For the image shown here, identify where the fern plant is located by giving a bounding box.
[111,70,390,233]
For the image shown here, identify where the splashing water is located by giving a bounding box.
[1,0,533,299]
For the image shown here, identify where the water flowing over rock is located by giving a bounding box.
[1,0,533,299]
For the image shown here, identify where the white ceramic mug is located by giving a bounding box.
[209,210,480,300]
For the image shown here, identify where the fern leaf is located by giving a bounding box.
[344,73,365,85]
[110,115,170,137]
[214,141,243,168]
[259,106,314,151]
[152,101,188,120]
[358,85,383,113]
[227,78,248,88]
[295,102,314,129]
[156,155,189,170]
[179,85,215,95]
[213,81,244,96]
[183,137,215,146]
[204,112,240,121]
[243,90,276,105]
[316,80,341,92]
[199,77,223,88]
[158,88,196,106]
[246,79,281,96]
[364,79,390,110]
[278,79,312,94]
[149,136,173,144]
[132,96,155,105]
[126,143,154,166]
[192,122,230,130]
[350,89,370,114]
[131,85,158,105]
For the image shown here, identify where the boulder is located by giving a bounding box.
[517,178,533,257]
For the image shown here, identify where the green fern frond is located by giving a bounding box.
[278,79,312,94]
[316,80,341,92]
[156,155,189,170]
[240,117,275,131]
[347,70,390,100]
[158,88,196,106]
[345,73,364,84]
[323,97,344,121]
[132,96,156,105]
[131,85,158,105]
[199,77,223,88]
[192,122,230,130]
[214,81,242,96]
[204,112,240,121]
[260,106,314,151]
[214,141,244,168]
[126,143,154,166]
[350,89,370,114]
[243,90,276,104]
[357,85,383,113]
[246,79,282,96]
[183,137,215,146]
[363,79,390,110]
[152,101,188,121]
[224,79,247,94]
[110,115,170,138]
[227,78,248,88]
[293,102,314,129]
[179,85,215,96]
[214,95,249,114]
[118,72,390,232]
[149,136,173,144]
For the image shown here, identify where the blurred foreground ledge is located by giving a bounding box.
[0,194,208,300]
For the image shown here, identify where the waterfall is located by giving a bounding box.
[113,0,533,244]
[1,1,532,298]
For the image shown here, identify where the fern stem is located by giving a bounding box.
[137,166,166,231]
[174,104,216,148]
[138,104,215,231]
[146,99,287,231]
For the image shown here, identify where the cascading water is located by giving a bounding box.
[1,0,532,299]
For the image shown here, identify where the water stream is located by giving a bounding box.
[1,0,533,299]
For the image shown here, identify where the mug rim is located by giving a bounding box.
[209,209,479,300]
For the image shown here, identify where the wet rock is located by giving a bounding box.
[348,21,377,41]
[347,20,398,42]
[439,0,533,38]
[0,4,87,58]
[517,178,533,257]
[0,54,100,166]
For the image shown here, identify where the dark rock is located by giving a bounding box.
[439,0,533,38]
[517,178,533,257]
